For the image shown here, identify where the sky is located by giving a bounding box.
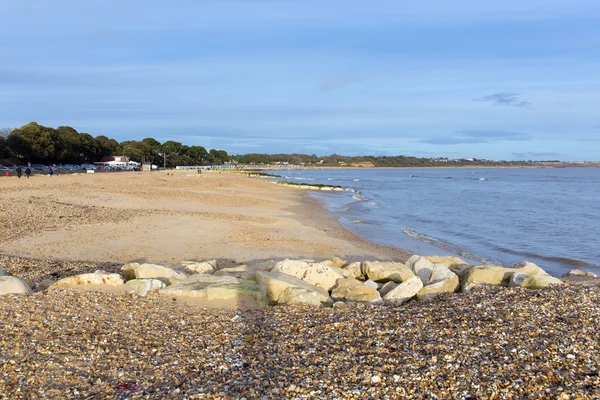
[1,1,600,160]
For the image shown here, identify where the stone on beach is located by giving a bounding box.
[363,279,379,289]
[214,265,250,278]
[272,259,344,291]
[383,276,423,305]
[344,262,364,279]
[363,261,415,283]
[122,263,187,285]
[405,255,435,284]
[159,274,267,307]
[277,287,322,307]
[331,277,383,304]
[509,272,530,288]
[256,271,331,305]
[417,266,460,300]
[512,261,548,276]
[180,260,217,274]
[520,274,565,289]
[123,279,166,297]
[563,269,598,278]
[51,271,124,289]
[460,265,515,292]
[0,276,32,295]
[379,281,397,297]
[330,257,347,268]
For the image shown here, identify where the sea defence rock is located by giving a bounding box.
[214,265,252,279]
[272,259,344,291]
[417,266,460,301]
[379,281,397,297]
[424,256,469,268]
[331,277,382,305]
[330,257,347,268]
[159,275,267,307]
[181,260,217,275]
[0,276,32,295]
[405,255,435,285]
[512,262,548,276]
[364,280,379,289]
[563,269,598,278]
[256,271,331,305]
[277,287,322,307]
[520,275,565,289]
[383,276,423,305]
[122,263,187,285]
[460,265,515,292]
[344,262,364,280]
[508,273,530,288]
[51,272,124,289]
[363,261,415,283]
[123,279,166,297]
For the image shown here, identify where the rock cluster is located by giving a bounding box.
[1,254,590,310]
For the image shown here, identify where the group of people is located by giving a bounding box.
[15,166,58,178]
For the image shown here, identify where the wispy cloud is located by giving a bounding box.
[476,92,532,108]
[320,74,362,91]
[422,130,529,145]
[512,151,560,159]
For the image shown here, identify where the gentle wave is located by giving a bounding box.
[402,227,499,265]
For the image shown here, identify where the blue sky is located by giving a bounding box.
[1,0,600,160]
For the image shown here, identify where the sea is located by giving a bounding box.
[269,167,600,276]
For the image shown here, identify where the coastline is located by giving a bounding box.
[0,170,408,267]
[2,171,600,398]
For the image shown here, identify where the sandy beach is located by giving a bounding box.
[1,171,599,399]
[0,171,407,266]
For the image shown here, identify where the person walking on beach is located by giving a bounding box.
[48,166,54,177]
[16,166,22,178]
[25,167,31,178]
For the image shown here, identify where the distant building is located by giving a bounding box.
[94,156,140,168]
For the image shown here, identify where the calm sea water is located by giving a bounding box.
[271,168,600,276]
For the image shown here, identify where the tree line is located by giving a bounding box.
[0,122,229,167]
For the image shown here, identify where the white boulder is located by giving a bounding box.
[122,263,187,285]
[331,277,382,305]
[52,272,124,289]
[363,261,415,283]
[0,276,32,295]
[277,287,322,307]
[256,271,331,305]
[383,276,423,305]
[272,259,344,291]
[123,279,166,296]
[181,260,217,274]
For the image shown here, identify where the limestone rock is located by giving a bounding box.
[123,279,166,297]
[563,269,598,278]
[379,281,397,297]
[122,263,187,285]
[272,259,344,291]
[512,261,548,276]
[460,265,514,292]
[256,271,331,305]
[364,280,378,289]
[330,257,347,268]
[521,275,565,289]
[344,262,364,280]
[383,276,423,305]
[331,277,382,304]
[277,287,322,307]
[159,274,267,307]
[423,256,469,268]
[363,261,414,283]
[0,276,32,295]
[509,272,530,288]
[405,255,435,284]
[417,266,460,300]
[214,265,252,279]
[52,272,124,289]
[181,260,217,274]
